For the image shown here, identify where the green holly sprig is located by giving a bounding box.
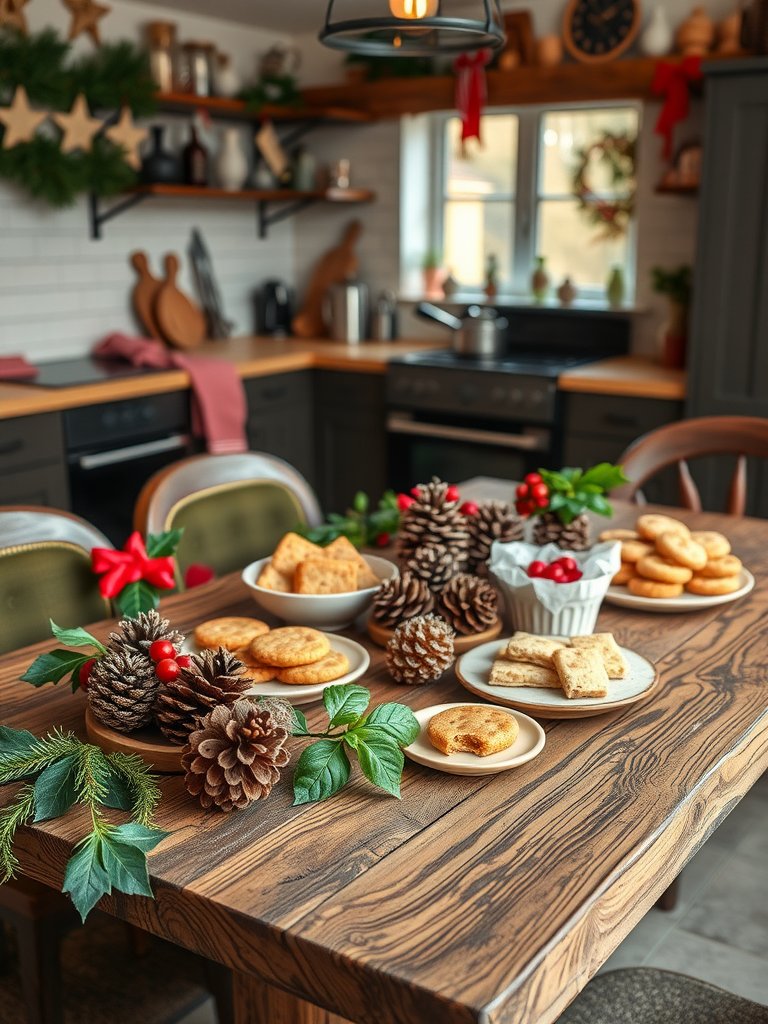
[21,621,106,693]
[298,490,400,549]
[540,462,629,525]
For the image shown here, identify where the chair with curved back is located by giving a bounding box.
[613,416,768,514]
[134,451,322,578]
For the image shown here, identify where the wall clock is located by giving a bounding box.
[562,0,641,63]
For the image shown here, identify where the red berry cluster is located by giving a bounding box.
[149,639,190,684]
[515,472,550,517]
[396,483,478,517]
[527,556,583,584]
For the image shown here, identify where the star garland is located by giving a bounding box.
[571,131,636,242]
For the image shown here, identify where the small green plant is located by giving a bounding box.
[651,265,692,306]
[297,490,399,548]
[422,248,441,271]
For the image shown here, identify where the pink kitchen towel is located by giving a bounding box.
[93,334,247,454]
[0,355,39,380]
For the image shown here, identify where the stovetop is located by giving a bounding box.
[22,357,163,389]
[394,349,595,378]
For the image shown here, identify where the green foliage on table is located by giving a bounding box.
[0,725,168,921]
[540,463,629,525]
[289,684,419,804]
[21,621,106,694]
[297,490,400,548]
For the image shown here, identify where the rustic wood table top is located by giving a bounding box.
[1,499,767,1024]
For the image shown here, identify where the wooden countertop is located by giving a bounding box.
[558,355,687,400]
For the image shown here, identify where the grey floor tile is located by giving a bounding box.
[175,996,216,1024]
[708,783,768,853]
[644,930,768,1005]
[599,911,676,974]
[680,851,768,957]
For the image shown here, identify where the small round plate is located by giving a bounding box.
[456,638,658,719]
[181,632,369,705]
[367,616,502,654]
[604,567,755,613]
[403,702,546,777]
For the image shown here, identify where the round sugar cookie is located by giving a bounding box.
[235,650,277,683]
[655,531,707,571]
[427,706,518,757]
[636,554,693,584]
[627,576,684,599]
[621,540,654,563]
[612,562,637,585]
[600,528,640,541]
[636,514,690,541]
[194,616,269,651]
[690,531,731,559]
[249,626,330,667]
[698,554,743,579]
[276,650,350,685]
[686,574,742,596]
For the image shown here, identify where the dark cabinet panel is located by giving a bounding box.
[0,413,69,509]
[244,371,315,487]
[0,464,69,508]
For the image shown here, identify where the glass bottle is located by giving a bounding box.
[145,21,177,94]
[531,255,550,302]
[183,126,209,187]
[606,266,625,308]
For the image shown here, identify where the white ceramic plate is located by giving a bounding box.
[403,702,546,777]
[603,568,755,613]
[181,633,370,705]
[456,638,658,719]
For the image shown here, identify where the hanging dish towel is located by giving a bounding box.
[93,334,247,454]
[0,355,39,381]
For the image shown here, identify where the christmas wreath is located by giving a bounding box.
[571,131,636,241]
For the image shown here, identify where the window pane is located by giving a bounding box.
[539,107,638,196]
[444,200,514,290]
[537,200,628,290]
[446,114,517,197]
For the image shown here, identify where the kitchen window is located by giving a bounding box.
[428,103,640,301]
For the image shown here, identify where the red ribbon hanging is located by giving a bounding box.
[652,57,703,160]
[92,531,176,599]
[454,49,492,150]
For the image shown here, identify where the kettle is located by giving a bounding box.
[256,280,293,336]
[416,301,508,359]
[325,280,369,343]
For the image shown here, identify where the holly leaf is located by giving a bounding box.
[585,492,613,517]
[33,753,79,821]
[98,824,167,902]
[347,729,404,798]
[107,822,171,853]
[63,832,111,922]
[145,529,183,558]
[323,684,370,728]
[539,469,573,493]
[114,581,159,618]
[0,725,38,756]
[21,650,90,688]
[362,703,420,746]
[49,621,107,654]
[101,770,134,812]
[293,740,350,805]
[578,463,629,492]
[288,707,310,737]
[547,492,567,512]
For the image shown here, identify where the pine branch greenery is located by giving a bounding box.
[0,785,35,883]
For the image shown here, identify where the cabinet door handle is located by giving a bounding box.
[0,438,23,457]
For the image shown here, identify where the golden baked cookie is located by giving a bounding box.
[552,647,608,699]
[655,531,707,571]
[324,536,381,589]
[569,633,628,679]
[294,558,358,595]
[636,554,693,584]
[235,647,278,683]
[627,577,684,599]
[249,626,330,667]
[427,705,519,757]
[698,554,743,579]
[489,658,560,688]
[503,632,565,668]
[612,562,637,586]
[685,574,743,596]
[271,532,325,577]
[276,649,350,685]
[599,528,640,541]
[194,616,269,651]
[636,514,690,541]
[256,563,292,592]
[621,540,655,563]
[690,531,731,559]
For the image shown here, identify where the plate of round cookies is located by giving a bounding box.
[602,514,754,612]
[187,618,369,704]
[403,702,545,776]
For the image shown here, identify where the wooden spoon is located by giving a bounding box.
[154,253,207,350]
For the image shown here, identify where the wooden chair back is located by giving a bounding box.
[613,416,768,515]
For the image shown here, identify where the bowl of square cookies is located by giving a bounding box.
[242,532,398,630]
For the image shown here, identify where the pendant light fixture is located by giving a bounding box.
[319,0,505,56]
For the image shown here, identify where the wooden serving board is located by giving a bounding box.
[129,250,163,338]
[367,616,502,654]
[85,708,184,773]
[154,252,207,350]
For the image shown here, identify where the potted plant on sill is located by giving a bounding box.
[422,248,444,299]
[652,264,692,369]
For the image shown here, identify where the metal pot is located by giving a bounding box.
[416,302,508,359]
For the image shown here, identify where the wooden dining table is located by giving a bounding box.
[1,491,767,1024]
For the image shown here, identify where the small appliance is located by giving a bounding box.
[256,280,293,336]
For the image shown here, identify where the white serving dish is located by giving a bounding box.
[241,554,398,630]
[604,568,755,612]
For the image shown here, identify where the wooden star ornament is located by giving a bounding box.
[105,106,147,170]
[0,0,29,33]
[62,0,111,46]
[53,93,102,153]
[0,85,47,149]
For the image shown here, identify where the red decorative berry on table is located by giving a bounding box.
[445,484,460,502]
[410,486,422,498]
[397,493,415,512]
[527,560,547,578]
[527,556,584,583]
[149,639,176,663]
[175,654,192,669]
[544,563,567,582]
[524,472,542,486]
[155,658,181,683]
[460,500,479,516]
[376,532,391,547]
[78,657,97,690]
[557,556,578,573]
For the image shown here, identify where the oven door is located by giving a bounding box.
[387,412,552,492]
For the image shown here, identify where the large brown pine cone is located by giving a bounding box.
[181,701,290,812]
[438,574,499,636]
[154,648,251,745]
[88,649,159,733]
[107,609,184,660]
[532,512,591,551]
[467,501,525,574]
[372,571,434,629]
[405,543,458,593]
[396,477,469,570]
[386,614,455,685]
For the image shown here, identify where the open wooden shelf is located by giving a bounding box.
[655,182,699,195]
[154,90,374,124]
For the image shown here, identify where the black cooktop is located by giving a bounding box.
[21,357,163,389]
[394,349,595,379]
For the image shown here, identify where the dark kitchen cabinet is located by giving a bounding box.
[244,372,315,487]
[0,413,69,508]
[314,371,387,512]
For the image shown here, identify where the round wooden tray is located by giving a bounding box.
[85,709,185,773]
[367,616,502,654]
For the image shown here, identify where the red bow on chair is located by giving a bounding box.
[652,57,703,160]
[92,531,176,599]
[454,49,492,150]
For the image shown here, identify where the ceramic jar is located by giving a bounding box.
[531,256,550,302]
[640,5,674,55]
[213,54,241,98]
[557,277,577,306]
[676,7,715,55]
[216,128,248,191]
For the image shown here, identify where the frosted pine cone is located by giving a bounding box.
[107,609,184,660]
[386,614,455,685]
[532,512,591,551]
[155,648,250,745]
[405,544,458,593]
[467,501,525,574]
[88,649,159,733]
[396,477,469,570]
[438,574,499,636]
[182,701,290,812]
[372,571,434,629]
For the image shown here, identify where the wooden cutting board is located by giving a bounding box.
[292,219,362,338]
[154,252,207,350]
[129,250,163,339]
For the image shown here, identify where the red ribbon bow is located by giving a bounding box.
[454,49,492,149]
[652,57,703,160]
[92,531,176,599]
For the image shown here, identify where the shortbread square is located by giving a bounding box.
[324,536,381,589]
[503,631,566,668]
[271,532,325,577]
[256,562,292,592]
[553,647,609,699]
[489,658,561,689]
[569,633,628,679]
[294,558,358,595]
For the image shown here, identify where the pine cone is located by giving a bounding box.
[467,501,525,574]
[532,511,591,551]
[386,614,455,685]
[182,701,290,812]
[396,477,469,570]
[154,648,251,745]
[438,574,499,636]
[107,609,184,660]
[88,649,159,733]
[372,571,434,629]
[405,544,458,593]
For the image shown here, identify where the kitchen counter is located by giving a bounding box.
[558,355,687,400]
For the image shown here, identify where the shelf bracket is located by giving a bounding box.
[257,196,318,239]
[89,191,150,240]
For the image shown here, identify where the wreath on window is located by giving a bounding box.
[571,131,636,241]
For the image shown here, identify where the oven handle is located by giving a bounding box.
[387,414,547,451]
[75,434,190,471]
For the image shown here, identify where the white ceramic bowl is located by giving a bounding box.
[241,554,398,630]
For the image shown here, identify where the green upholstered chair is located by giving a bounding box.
[135,452,322,578]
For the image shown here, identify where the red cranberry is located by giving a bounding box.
[516,483,529,498]
[78,657,96,690]
[149,639,176,663]
[175,654,192,669]
[446,484,460,502]
[375,532,391,547]
[155,658,181,683]
[527,560,547,578]
[524,472,543,486]
[544,564,567,582]
[397,493,415,511]
[558,557,578,573]
[460,500,479,516]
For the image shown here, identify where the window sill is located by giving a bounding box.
[398,294,646,316]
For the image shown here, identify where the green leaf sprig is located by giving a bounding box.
[290,684,419,805]
[539,462,629,525]
[0,725,168,921]
[21,620,106,693]
[297,490,400,548]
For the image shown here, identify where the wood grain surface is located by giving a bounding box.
[1,501,765,1024]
